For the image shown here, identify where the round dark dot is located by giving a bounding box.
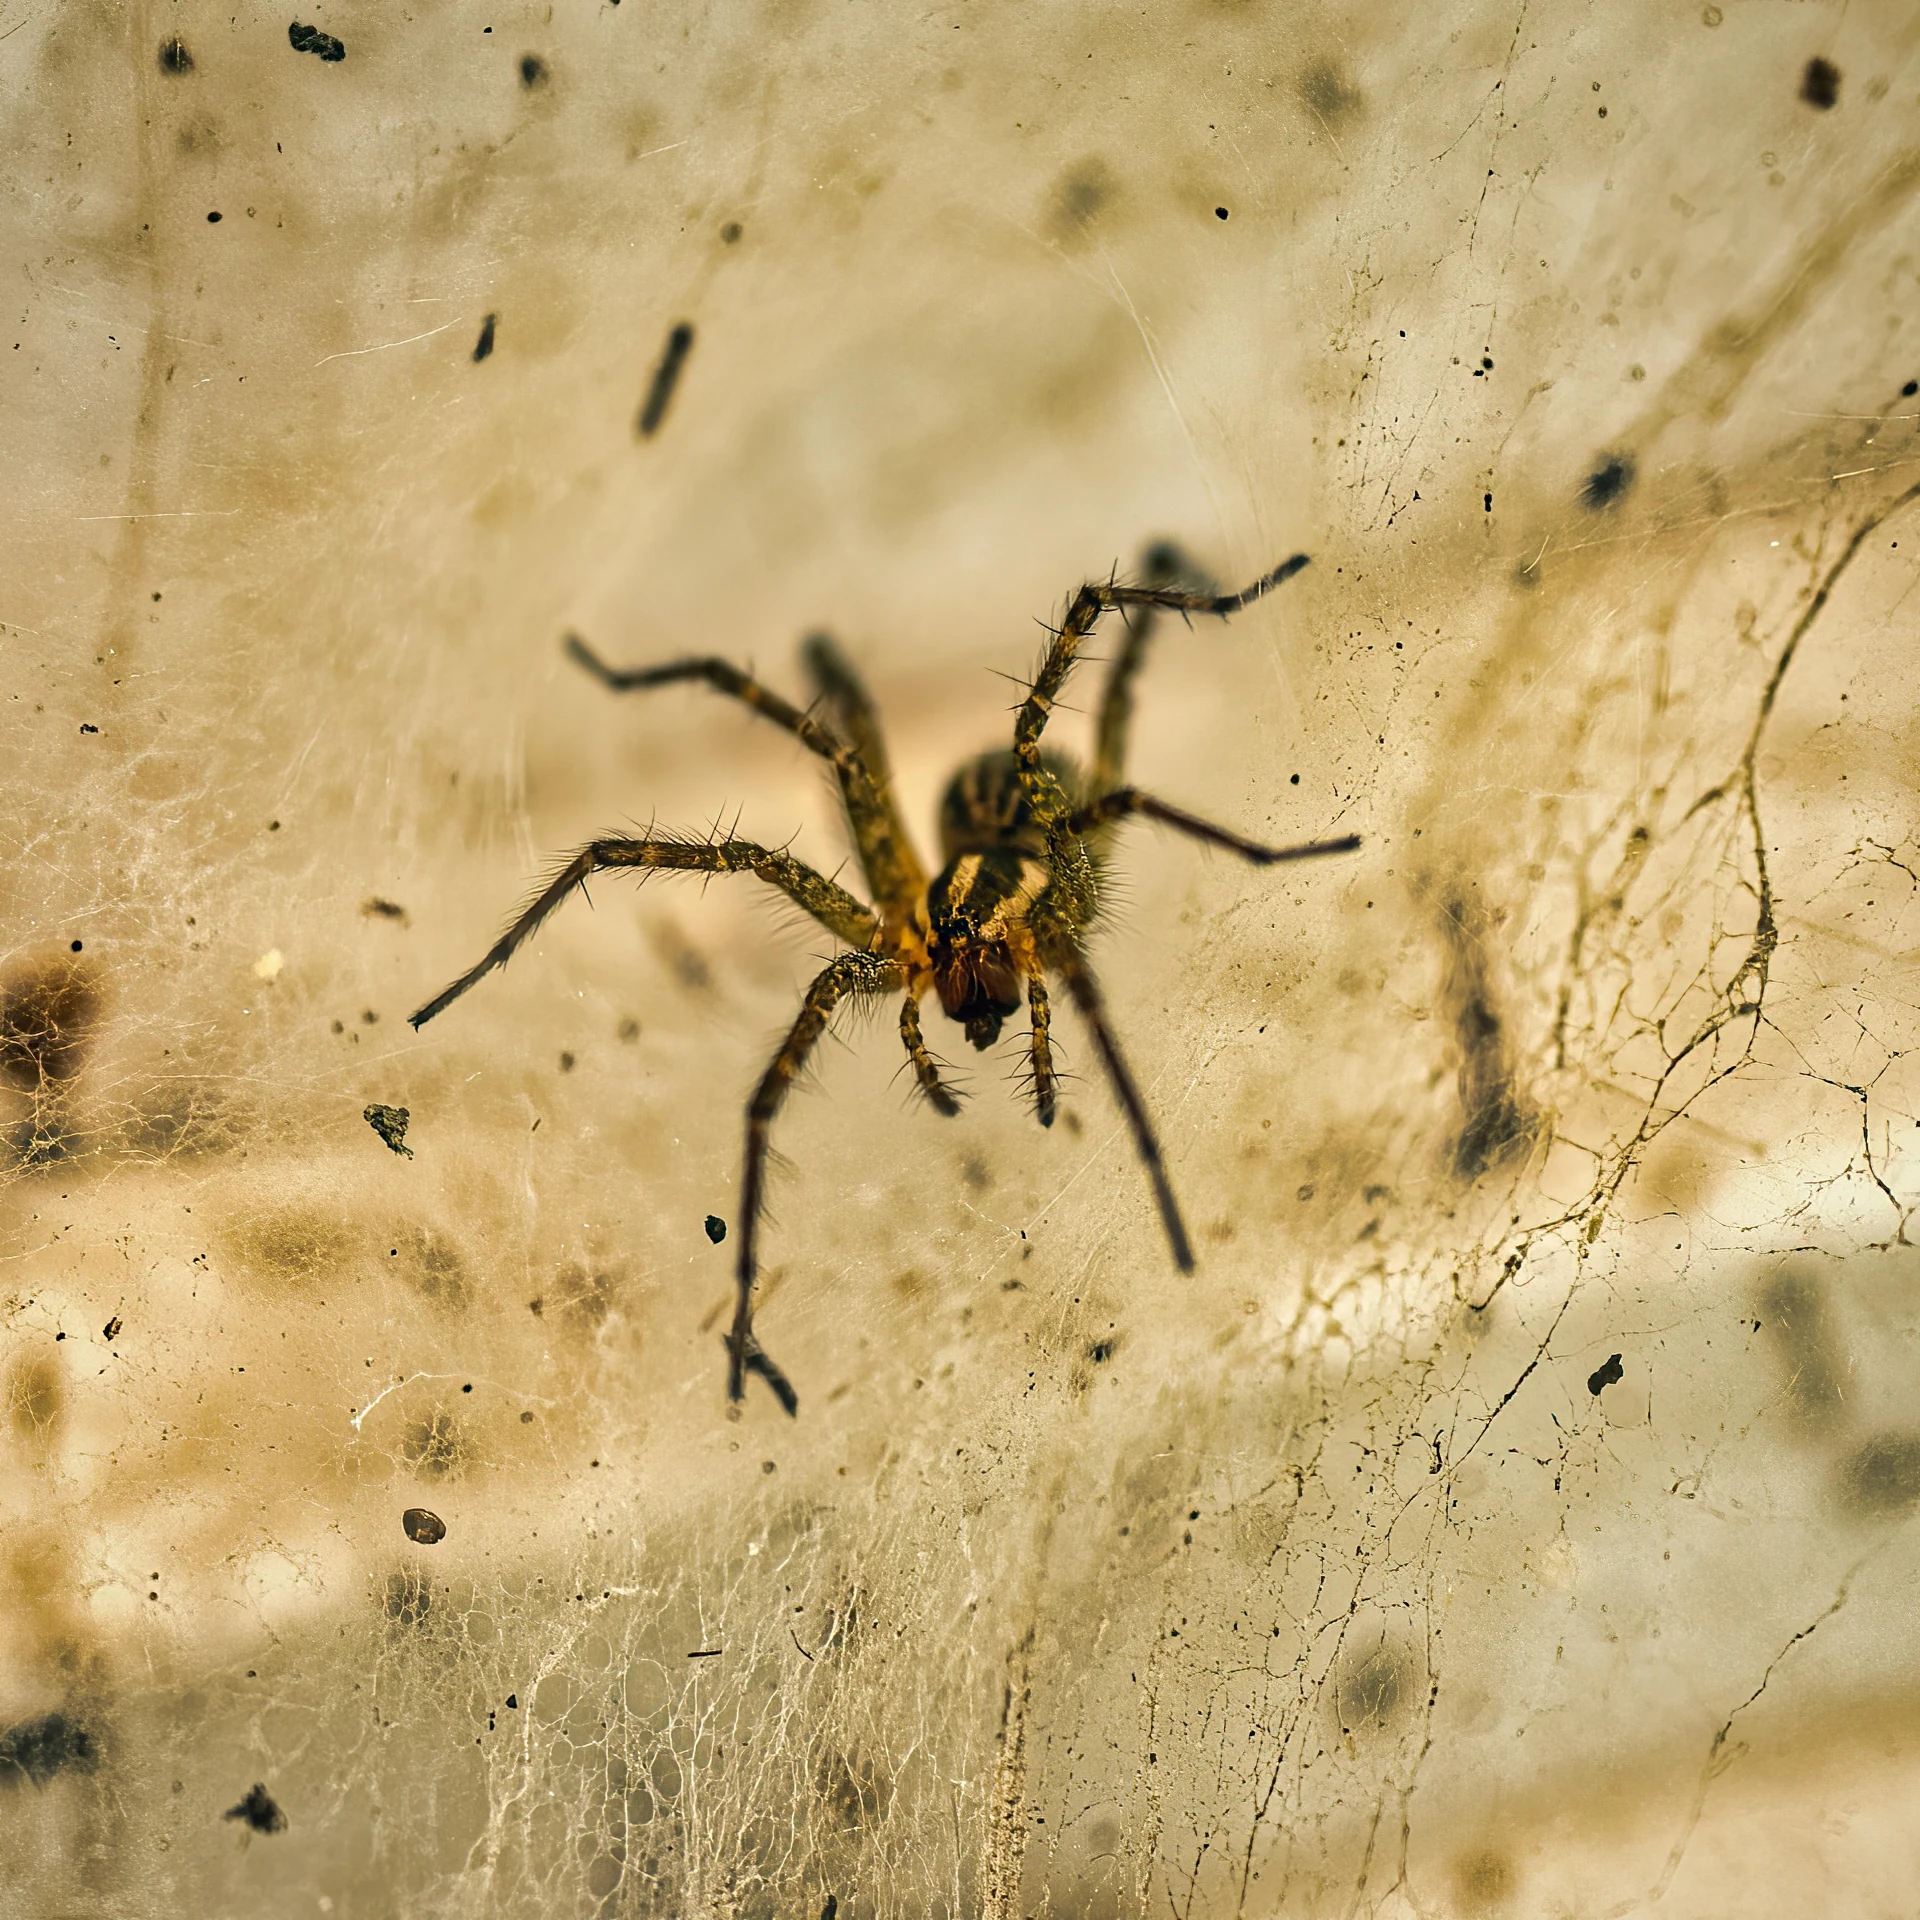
[206,211,221,223]
[1904,380,1918,398]
[720,221,742,243]
[704,1214,727,1245]
[1289,773,1301,785]
[151,591,162,602]
[1214,206,1229,220]
[461,1382,473,1393]
[70,940,82,953]
[1597,105,1607,117]
[268,820,280,831]
[1481,356,1493,370]
[519,53,546,86]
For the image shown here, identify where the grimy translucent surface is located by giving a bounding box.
[4,2,1918,1913]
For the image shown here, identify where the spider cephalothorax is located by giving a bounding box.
[409,546,1358,1414]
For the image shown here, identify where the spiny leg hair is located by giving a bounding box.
[408,835,877,1031]
[733,951,908,1408]
[899,993,963,1117]
[566,634,925,920]
[1068,788,1363,866]
[1026,973,1058,1128]
[1013,553,1310,786]
[1091,540,1198,796]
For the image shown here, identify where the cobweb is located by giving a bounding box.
[4,1,1920,1914]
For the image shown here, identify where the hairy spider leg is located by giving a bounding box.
[565,636,924,927]
[733,950,909,1408]
[1011,554,1311,795]
[898,992,962,1116]
[1090,541,1195,798]
[407,836,877,1030]
[1052,948,1193,1272]
[1067,788,1363,866]
[801,632,930,912]
[1025,971,1058,1127]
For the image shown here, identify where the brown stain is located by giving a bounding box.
[1836,1431,1920,1516]
[1437,895,1537,1180]
[403,1409,463,1480]
[0,954,103,1092]
[1046,157,1118,248]
[1334,1639,1413,1737]
[1757,1267,1849,1430]
[7,1351,64,1445]
[1453,1844,1516,1911]
[1298,57,1364,128]
[228,1206,359,1287]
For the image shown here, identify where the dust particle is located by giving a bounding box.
[158,36,193,71]
[1581,453,1635,510]
[402,1506,447,1545]
[363,1103,413,1158]
[704,1214,727,1244]
[1587,1353,1624,1395]
[223,1783,287,1833]
[287,20,345,61]
[1800,57,1840,109]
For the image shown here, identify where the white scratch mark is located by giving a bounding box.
[317,319,462,367]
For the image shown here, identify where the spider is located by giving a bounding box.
[409,545,1359,1414]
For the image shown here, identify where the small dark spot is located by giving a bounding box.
[617,1017,640,1042]
[1214,205,1229,219]
[361,896,408,923]
[520,1409,534,1423]
[158,36,193,72]
[205,212,221,224]
[1581,453,1635,510]
[720,221,742,243]
[1587,1353,1624,1395]
[1800,56,1840,110]
[519,53,547,86]
[78,723,98,734]
[637,321,695,438]
[223,1783,287,1833]
[331,1020,344,1034]
[69,941,82,953]
[0,1711,96,1787]
[505,1694,518,1709]
[1484,492,1492,512]
[361,1008,379,1025]
[1296,1183,1315,1202]
[268,820,280,831]
[288,20,346,61]
[761,1459,776,1474]
[1086,1338,1116,1364]
[1289,773,1300,785]
[102,1316,121,1343]
[704,1215,727,1245]
[1597,105,1607,117]
[472,314,496,362]
[402,1507,447,1545]
[558,1050,575,1073]
[363,1103,413,1158]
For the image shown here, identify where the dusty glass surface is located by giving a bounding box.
[4,2,1919,1913]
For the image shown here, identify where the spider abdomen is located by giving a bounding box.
[938,748,1079,859]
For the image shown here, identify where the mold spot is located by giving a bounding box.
[1800,56,1840,110]
[1581,453,1635,510]
[384,1571,431,1625]
[362,896,409,922]
[1334,1643,1410,1735]
[232,1207,356,1288]
[393,1224,470,1310]
[1455,1846,1515,1910]
[0,1711,97,1787]
[404,1410,463,1480]
[223,1782,287,1833]
[1298,57,1363,125]
[1440,897,1537,1179]
[158,36,194,72]
[7,1353,63,1443]
[1838,1431,1920,1515]
[0,953,102,1092]
[519,53,547,87]
[1048,157,1116,245]
[1757,1267,1848,1425]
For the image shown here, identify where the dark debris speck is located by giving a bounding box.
[1800,56,1840,110]
[224,1782,287,1834]
[704,1214,727,1245]
[363,1103,413,1158]
[158,36,194,72]
[288,20,345,61]
[1587,1353,1624,1395]
[1580,453,1635,510]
